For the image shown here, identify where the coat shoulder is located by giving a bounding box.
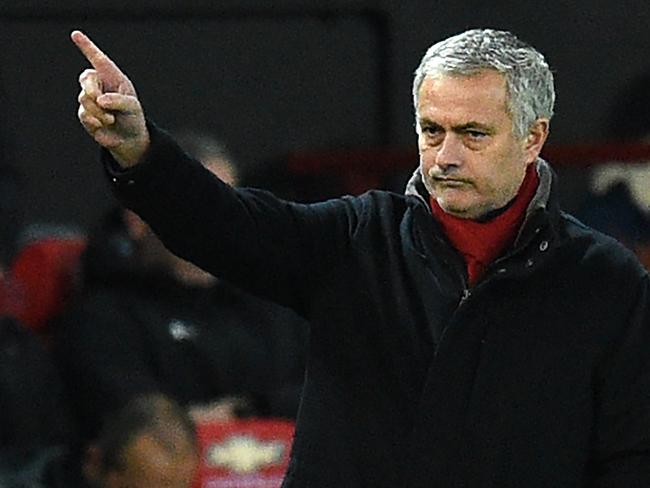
[560,211,648,282]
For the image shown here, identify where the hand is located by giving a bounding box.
[71,30,150,168]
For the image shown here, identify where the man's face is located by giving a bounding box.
[103,434,198,488]
[416,70,546,219]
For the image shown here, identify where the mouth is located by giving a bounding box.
[432,177,469,188]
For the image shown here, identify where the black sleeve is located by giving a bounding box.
[104,122,363,313]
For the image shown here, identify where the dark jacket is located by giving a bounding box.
[106,124,650,487]
[53,207,307,442]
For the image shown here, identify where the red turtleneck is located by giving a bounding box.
[429,163,539,286]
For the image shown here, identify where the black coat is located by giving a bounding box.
[106,124,650,487]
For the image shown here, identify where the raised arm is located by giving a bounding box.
[71,30,150,168]
[70,31,365,312]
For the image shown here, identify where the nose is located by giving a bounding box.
[435,135,463,172]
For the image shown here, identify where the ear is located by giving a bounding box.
[523,118,550,164]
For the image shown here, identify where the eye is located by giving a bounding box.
[421,125,441,136]
[465,129,487,139]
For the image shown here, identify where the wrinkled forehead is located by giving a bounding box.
[416,71,511,120]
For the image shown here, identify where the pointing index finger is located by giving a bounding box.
[71,30,124,80]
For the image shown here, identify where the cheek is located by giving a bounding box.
[483,159,527,202]
[419,155,431,173]
[418,149,431,173]
[418,138,440,163]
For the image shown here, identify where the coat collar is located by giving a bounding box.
[404,158,563,257]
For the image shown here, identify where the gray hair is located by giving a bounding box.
[413,29,555,138]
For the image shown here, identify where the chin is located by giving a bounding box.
[437,202,472,219]
[448,209,476,219]
[434,193,466,214]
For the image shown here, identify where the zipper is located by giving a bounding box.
[429,212,550,361]
[436,224,548,358]
[434,278,471,358]
[459,288,471,307]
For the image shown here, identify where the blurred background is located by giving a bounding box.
[0,3,649,486]
[0,0,649,234]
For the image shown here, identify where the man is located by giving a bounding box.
[81,393,199,488]
[72,28,650,487]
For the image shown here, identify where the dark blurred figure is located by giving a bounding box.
[52,131,307,445]
[0,162,86,336]
[0,123,76,487]
[7,227,86,337]
[50,393,198,488]
[0,316,75,488]
[577,180,650,250]
[576,73,650,269]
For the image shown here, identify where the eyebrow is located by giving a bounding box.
[418,118,494,133]
[455,122,494,133]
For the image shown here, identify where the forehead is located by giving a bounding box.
[416,70,510,123]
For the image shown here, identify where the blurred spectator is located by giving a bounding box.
[0,85,78,488]
[0,162,86,335]
[51,393,198,488]
[52,131,307,444]
[576,73,650,269]
[7,227,86,335]
[83,393,198,488]
[577,178,650,249]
